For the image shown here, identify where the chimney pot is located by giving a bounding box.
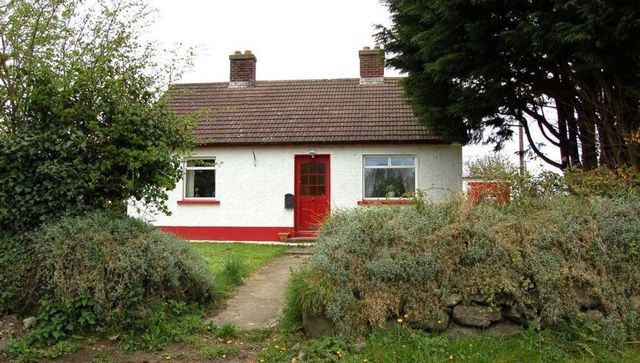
[234,50,241,55]
[363,46,370,51]
[244,50,252,55]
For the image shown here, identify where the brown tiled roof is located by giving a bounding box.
[167,78,444,145]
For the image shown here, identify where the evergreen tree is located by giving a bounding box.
[378,0,640,169]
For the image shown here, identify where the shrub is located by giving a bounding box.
[0,233,35,315]
[29,297,98,346]
[564,166,640,198]
[466,154,567,205]
[0,0,194,233]
[466,154,518,180]
[0,233,10,312]
[287,195,640,338]
[12,211,214,333]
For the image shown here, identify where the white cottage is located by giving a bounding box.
[133,47,462,241]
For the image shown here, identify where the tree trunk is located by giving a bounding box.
[567,110,580,168]
[555,100,570,169]
[576,113,598,169]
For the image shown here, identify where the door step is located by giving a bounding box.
[286,236,317,255]
[287,246,315,255]
[287,236,318,243]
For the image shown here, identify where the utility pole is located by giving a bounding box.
[519,124,526,175]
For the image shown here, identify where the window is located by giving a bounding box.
[300,161,327,196]
[184,158,216,198]
[363,155,415,198]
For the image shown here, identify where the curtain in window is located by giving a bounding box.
[400,169,415,196]
[365,168,415,198]
[186,170,195,196]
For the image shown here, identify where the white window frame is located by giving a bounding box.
[362,155,417,199]
[183,157,217,199]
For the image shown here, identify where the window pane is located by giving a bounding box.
[185,169,215,197]
[187,159,216,168]
[390,157,415,167]
[364,167,415,198]
[301,182,326,196]
[397,168,416,197]
[364,156,388,167]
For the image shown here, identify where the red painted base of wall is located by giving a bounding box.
[160,226,291,241]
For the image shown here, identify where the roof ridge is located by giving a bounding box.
[170,77,404,87]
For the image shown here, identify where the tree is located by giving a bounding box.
[466,154,518,181]
[0,0,194,232]
[377,0,640,170]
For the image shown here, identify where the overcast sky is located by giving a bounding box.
[148,0,560,174]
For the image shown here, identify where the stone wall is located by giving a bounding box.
[303,293,640,339]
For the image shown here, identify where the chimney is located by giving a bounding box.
[229,50,256,88]
[359,46,384,84]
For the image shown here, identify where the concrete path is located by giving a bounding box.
[206,254,310,331]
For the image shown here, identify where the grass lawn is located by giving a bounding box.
[257,326,640,363]
[190,242,288,298]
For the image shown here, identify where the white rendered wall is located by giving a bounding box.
[133,144,462,227]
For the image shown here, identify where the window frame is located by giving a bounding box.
[182,157,217,201]
[362,154,417,200]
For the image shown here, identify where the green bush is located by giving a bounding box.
[464,155,640,204]
[30,297,98,346]
[564,166,640,198]
[287,195,640,338]
[0,233,10,311]
[0,0,194,234]
[11,211,214,333]
[0,233,35,315]
[466,154,518,180]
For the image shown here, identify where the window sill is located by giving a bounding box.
[357,199,412,206]
[177,199,220,205]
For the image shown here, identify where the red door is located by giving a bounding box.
[294,155,330,236]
